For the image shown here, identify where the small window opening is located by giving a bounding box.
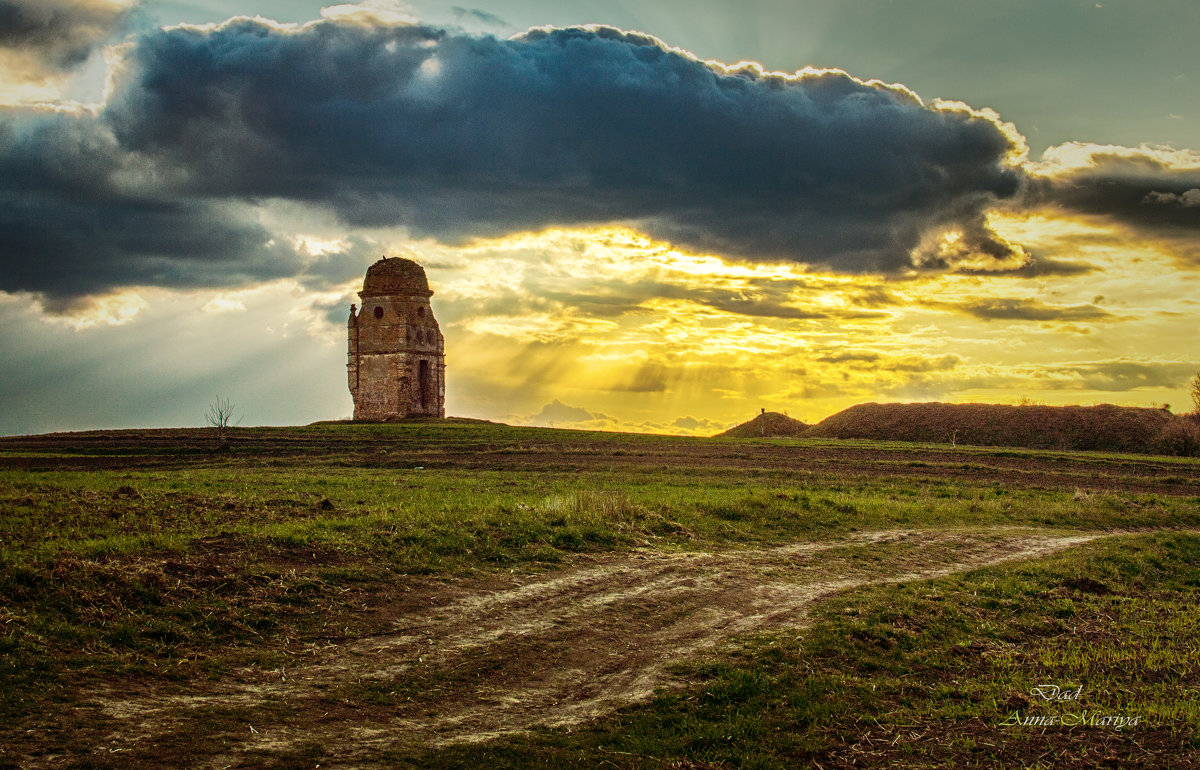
[417,306,425,318]
[374,306,384,319]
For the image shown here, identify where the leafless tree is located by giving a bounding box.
[206,395,239,443]
[1191,372,1200,416]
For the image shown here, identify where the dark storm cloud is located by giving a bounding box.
[956,256,1096,278]
[818,351,882,364]
[1028,145,1200,263]
[0,106,366,301]
[0,111,300,296]
[562,279,831,320]
[539,275,888,321]
[101,19,1021,268]
[9,13,1200,310]
[1051,361,1200,392]
[0,16,1064,302]
[956,298,1112,323]
[0,0,136,75]
[816,350,959,372]
[0,191,301,298]
[685,287,835,320]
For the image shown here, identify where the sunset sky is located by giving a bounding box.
[1,0,1198,435]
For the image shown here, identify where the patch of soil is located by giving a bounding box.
[1061,576,1114,595]
[77,528,1101,766]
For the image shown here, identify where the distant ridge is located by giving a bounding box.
[711,402,1199,456]
[717,411,809,438]
[805,401,1194,455]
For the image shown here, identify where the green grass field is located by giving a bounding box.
[2,421,1199,767]
[414,532,1200,769]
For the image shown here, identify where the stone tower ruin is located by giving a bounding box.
[347,257,445,420]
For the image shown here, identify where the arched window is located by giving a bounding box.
[374,306,384,319]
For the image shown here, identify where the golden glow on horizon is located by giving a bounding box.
[14,214,1192,435]
[392,221,1200,433]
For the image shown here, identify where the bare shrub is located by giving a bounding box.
[206,395,240,444]
[1156,418,1200,457]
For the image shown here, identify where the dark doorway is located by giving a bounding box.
[418,359,431,411]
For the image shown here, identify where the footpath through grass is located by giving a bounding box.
[2,422,1199,766]
[414,532,1200,769]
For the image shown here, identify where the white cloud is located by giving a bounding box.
[1143,188,1200,208]
[201,295,247,314]
[319,0,417,26]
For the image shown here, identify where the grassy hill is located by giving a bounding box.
[804,401,1200,455]
[716,411,809,438]
[1,422,1200,766]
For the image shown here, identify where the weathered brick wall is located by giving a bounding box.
[348,259,445,419]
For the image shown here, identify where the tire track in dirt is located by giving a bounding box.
[95,528,1104,764]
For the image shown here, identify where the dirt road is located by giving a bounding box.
[87,527,1103,766]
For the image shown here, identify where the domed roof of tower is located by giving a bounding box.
[361,256,431,295]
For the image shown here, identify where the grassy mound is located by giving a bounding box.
[717,411,810,438]
[805,401,1200,455]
